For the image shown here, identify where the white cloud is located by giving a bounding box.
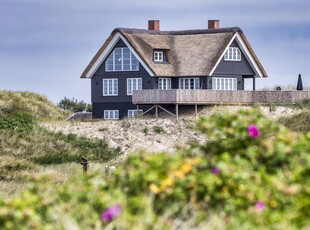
[0,0,309,103]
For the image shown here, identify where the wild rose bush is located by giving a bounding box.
[0,108,309,229]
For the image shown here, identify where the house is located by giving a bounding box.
[81,20,268,119]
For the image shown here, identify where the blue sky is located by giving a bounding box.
[1,0,309,103]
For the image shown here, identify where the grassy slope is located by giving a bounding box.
[0,91,120,198]
[0,90,67,120]
[277,99,310,133]
[278,110,310,133]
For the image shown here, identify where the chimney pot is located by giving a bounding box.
[148,20,160,31]
[208,20,220,29]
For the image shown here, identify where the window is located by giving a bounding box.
[212,78,237,90]
[154,51,164,62]
[127,78,142,95]
[103,79,118,96]
[128,109,143,118]
[158,78,171,90]
[224,47,241,61]
[105,47,139,71]
[104,110,119,119]
[179,78,200,89]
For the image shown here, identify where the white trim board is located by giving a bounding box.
[209,33,263,78]
[85,33,154,78]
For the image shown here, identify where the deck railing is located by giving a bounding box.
[132,89,310,105]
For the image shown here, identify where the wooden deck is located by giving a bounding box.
[133,89,310,105]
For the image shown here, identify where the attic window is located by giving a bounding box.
[224,47,241,61]
[105,47,139,71]
[154,51,164,62]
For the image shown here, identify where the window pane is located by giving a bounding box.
[131,54,139,70]
[195,78,199,89]
[185,79,189,89]
[127,79,132,95]
[167,79,171,89]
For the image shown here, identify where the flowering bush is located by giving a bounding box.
[0,108,309,229]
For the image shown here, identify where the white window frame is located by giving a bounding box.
[154,51,164,62]
[128,109,143,118]
[127,78,142,95]
[158,78,171,90]
[104,110,119,119]
[224,47,241,61]
[212,77,237,90]
[179,78,200,89]
[105,47,139,71]
[103,79,118,96]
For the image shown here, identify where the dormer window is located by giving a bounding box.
[154,51,164,62]
[224,47,241,61]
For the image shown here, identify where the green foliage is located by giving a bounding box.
[289,99,310,110]
[0,125,120,187]
[153,126,164,134]
[57,97,92,113]
[278,110,310,133]
[143,127,149,134]
[98,127,108,132]
[0,109,309,229]
[0,91,66,120]
[0,113,36,132]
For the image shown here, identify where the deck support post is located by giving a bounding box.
[195,104,198,116]
[253,77,256,91]
[176,104,179,121]
[155,105,158,118]
[137,105,140,118]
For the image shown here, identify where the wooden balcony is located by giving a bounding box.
[132,89,310,105]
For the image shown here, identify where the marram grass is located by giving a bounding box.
[0,90,67,120]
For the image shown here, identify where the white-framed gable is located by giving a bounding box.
[85,33,154,78]
[209,33,263,78]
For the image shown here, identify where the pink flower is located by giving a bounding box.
[101,204,121,222]
[248,124,260,138]
[255,201,265,212]
[211,167,220,175]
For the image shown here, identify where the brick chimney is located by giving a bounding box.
[208,20,220,29]
[148,20,160,31]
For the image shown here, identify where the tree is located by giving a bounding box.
[57,97,92,112]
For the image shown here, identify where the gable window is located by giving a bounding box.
[106,47,139,71]
[154,51,164,62]
[212,77,237,90]
[179,78,200,89]
[104,110,119,119]
[158,78,171,90]
[127,78,142,95]
[103,79,118,96]
[128,109,143,118]
[224,47,241,61]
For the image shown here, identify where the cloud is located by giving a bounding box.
[0,0,309,103]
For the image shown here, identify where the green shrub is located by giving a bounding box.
[153,126,164,134]
[0,112,36,132]
[0,108,309,229]
[278,110,310,133]
[143,127,149,134]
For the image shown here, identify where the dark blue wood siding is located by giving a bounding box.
[213,40,255,76]
[91,38,155,118]
[92,102,152,118]
[210,39,256,90]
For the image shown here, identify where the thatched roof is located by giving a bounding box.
[81,27,267,78]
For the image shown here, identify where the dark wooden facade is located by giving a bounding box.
[91,38,258,119]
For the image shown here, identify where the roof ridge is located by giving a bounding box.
[112,27,242,36]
